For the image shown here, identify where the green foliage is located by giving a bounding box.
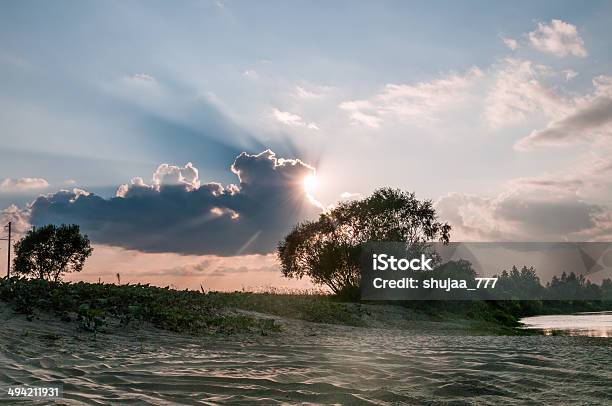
[496,266,544,300]
[278,188,451,298]
[0,277,280,335]
[13,224,93,282]
[486,267,612,318]
[77,303,107,338]
[494,266,612,301]
[206,290,367,326]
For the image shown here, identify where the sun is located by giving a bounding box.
[303,174,318,194]
[302,174,324,209]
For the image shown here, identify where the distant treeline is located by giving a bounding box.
[495,265,612,301]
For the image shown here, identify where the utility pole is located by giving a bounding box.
[6,222,11,278]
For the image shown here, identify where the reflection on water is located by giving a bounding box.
[521,311,612,337]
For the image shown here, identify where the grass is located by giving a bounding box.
[206,290,368,326]
[0,277,280,336]
[4,277,607,337]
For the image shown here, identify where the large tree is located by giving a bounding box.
[13,224,93,282]
[277,188,451,297]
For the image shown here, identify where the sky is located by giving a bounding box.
[1,0,612,289]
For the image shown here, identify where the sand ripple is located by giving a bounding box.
[1,310,611,405]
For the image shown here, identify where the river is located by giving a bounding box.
[521,311,612,338]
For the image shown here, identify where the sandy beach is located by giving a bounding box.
[1,302,611,405]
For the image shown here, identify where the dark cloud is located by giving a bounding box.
[516,96,612,149]
[494,196,600,236]
[436,190,605,241]
[29,150,320,255]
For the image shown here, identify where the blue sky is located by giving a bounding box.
[1,1,612,287]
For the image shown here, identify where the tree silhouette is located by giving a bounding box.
[277,188,451,298]
[13,224,93,282]
[497,265,543,299]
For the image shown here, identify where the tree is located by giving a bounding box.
[13,224,93,282]
[496,265,543,299]
[277,188,451,297]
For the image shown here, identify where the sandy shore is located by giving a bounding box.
[1,302,612,405]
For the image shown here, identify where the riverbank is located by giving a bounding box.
[2,279,612,404]
[0,277,526,337]
[2,300,611,405]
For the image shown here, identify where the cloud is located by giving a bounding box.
[61,247,314,291]
[494,194,600,237]
[140,256,278,278]
[508,155,612,206]
[436,189,606,242]
[515,75,612,150]
[294,84,332,99]
[436,156,612,242]
[502,37,519,50]
[272,108,319,130]
[295,86,321,99]
[122,73,159,88]
[0,177,49,192]
[563,69,578,81]
[516,98,612,150]
[152,162,200,191]
[26,150,321,255]
[339,67,483,127]
[485,58,569,128]
[528,19,587,57]
[0,204,31,237]
[338,104,382,128]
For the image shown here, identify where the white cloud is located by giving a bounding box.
[339,67,483,128]
[0,204,31,237]
[122,73,158,87]
[528,19,587,57]
[502,37,519,50]
[485,58,569,128]
[0,177,49,192]
[272,109,303,125]
[563,69,578,81]
[272,108,319,130]
[294,84,332,99]
[295,86,319,99]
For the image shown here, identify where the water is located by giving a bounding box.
[521,311,612,338]
[1,316,611,405]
